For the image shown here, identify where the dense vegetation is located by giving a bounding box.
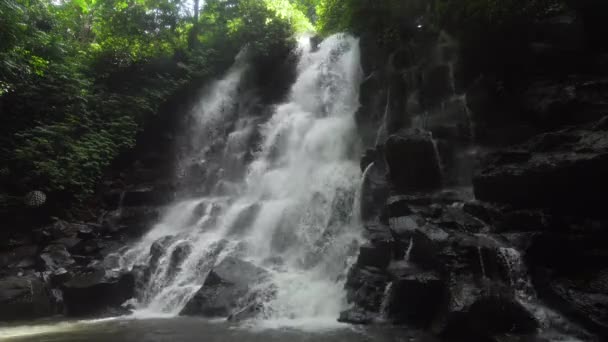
[0,0,578,211]
[0,0,314,207]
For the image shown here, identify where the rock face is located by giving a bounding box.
[180,257,270,317]
[0,275,53,321]
[474,121,608,216]
[385,129,443,192]
[61,270,135,317]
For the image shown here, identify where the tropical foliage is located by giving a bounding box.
[0,0,313,202]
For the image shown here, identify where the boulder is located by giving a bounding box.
[385,129,443,192]
[437,275,538,338]
[360,159,390,223]
[0,245,38,270]
[39,244,75,272]
[180,257,269,317]
[474,123,608,216]
[122,185,174,207]
[343,265,390,316]
[386,265,445,327]
[356,243,392,269]
[0,275,54,321]
[61,269,135,317]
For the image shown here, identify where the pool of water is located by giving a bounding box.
[0,317,434,342]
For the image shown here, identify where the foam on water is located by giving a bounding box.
[113,34,364,328]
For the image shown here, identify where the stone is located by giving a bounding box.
[386,266,444,327]
[39,244,75,272]
[0,275,53,321]
[180,257,269,317]
[385,129,443,192]
[474,124,608,217]
[122,185,174,207]
[61,269,135,317]
[356,243,392,269]
[0,245,38,270]
[438,275,538,338]
[360,161,390,224]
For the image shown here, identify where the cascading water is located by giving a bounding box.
[114,34,364,326]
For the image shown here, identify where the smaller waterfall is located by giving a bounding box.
[375,89,391,146]
[477,246,487,280]
[379,282,394,321]
[404,238,414,262]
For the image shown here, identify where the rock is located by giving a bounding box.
[39,244,75,272]
[338,308,377,325]
[61,269,135,317]
[540,272,608,336]
[386,265,444,327]
[360,160,390,224]
[344,266,390,314]
[356,243,392,269]
[474,124,608,216]
[103,206,162,237]
[438,276,538,338]
[122,185,174,207]
[53,237,82,251]
[0,245,38,270]
[0,275,54,321]
[180,257,269,317]
[385,129,443,192]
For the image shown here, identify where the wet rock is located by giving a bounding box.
[122,185,174,207]
[0,275,54,321]
[385,129,443,192]
[540,271,608,336]
[103,206,162,237]
[474,123,608,217]
[39,244,75,272]
[357,243,392,269]
[61,269,135,317]
[180,257,269,317]
[438,276,538,338]
[0,245,38,270]
[338,308,377,325]
[360,161,389,223]
[386,265,444,327]
[344,266,390,314]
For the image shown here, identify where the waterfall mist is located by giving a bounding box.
[114,34,365,328]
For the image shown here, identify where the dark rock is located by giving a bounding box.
[61,269,135,317]
[474,124,608,217]
[344,266,390,313]
[0,245,38,269]
[103,206,162,237]
[180,257,269,317]
[360,161,390,223]
[386,264,444,327]
[338,308,377,325]
[421,64,453,108]
[77,226,97,240]
[538,271,608,336]
[122,185,174,207]
[39,244,75,272]
[385,129,443,192]
[357,243,392,269]
[0,275,54,321]
[438,276,538,338]
[53,237,82,251]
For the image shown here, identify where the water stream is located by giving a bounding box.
[112,34,364,327]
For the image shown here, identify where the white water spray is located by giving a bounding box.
[116,34,364,327]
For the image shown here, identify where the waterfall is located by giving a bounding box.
[116,34,364,326]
